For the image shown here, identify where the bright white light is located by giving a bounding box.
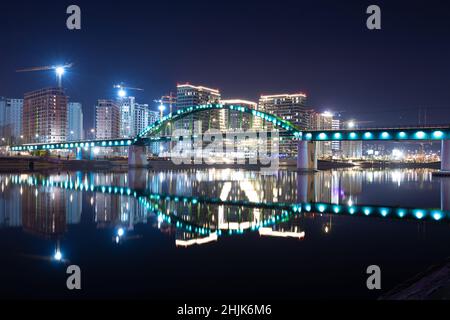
[54,250,62,261]
[159,104,165,112]
[117,228,125,237]
[93,147,100,155]
[392,149,404,160]
[347,121,355,129]
[56,67,65,76]
[118,89,127,98]
[322,111,333,118]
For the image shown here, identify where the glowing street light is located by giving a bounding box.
[118,89,127,98]
[55,66,65,87]
[54,249,62,261]
[159,104,165,118]
[347,121,355,129]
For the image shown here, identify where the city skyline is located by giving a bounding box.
[1,0,450,131]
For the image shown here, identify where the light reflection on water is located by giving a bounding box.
[0,168,449,299]
[0,168,444,241]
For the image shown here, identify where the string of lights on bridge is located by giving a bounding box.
[9,103,450,152]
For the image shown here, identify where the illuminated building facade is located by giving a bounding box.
[22,88,68,143]
[221,99,261,131]
[176,83,222,132]
[258,93,309,157]
[67,102,84,141]
[95,99,120,140]
[311,111,334,159]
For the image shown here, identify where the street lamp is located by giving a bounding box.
[55,66,65,87]
[118,89,127,98]
[159,104,165,119]
[347,121,355,129]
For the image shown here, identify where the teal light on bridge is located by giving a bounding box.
[396,209,407,218]
[431,211,444,221]
[363,207,372,216]
[433,131,444,139]
[363,132,373,140]
[379,208,390,217]
[349,132,358,140]
[414,131,427,140]
[333,133,342,140]
[305,133,313,141]
[318,133,327,140]
[413,209,426,220]
[397,132,407,139]
[316,204,327,213]
[380,132,390,139]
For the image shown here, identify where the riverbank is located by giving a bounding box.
[0,156,113,172]
[0,156,441,172]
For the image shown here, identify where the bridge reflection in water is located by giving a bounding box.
[0,169,448,260]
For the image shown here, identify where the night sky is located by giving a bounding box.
[1,0,450,129]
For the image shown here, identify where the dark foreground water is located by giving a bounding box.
[0,168,449,299]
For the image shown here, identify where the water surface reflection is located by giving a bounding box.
[0,168,449,299]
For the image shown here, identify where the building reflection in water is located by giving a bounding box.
[0,168,445,253]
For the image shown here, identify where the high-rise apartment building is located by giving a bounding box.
[95,99,120,140]
[176,83,222,132]
[1,97,24,143]
[22,88,68,144]
[133,102,150,136]
[118,96,150,137]
[341,122,363,159]
[4,98,23,141]
[258,93,310,157]
[221,99,261,131]
[67,102,84,141]
[331,118,341,156]
[311,111,334,159]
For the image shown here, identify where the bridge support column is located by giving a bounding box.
[128,145,148,167]
[441,140,450,173]
[297,140,317,172]
[441,179,450,212]
[434,140,450,176]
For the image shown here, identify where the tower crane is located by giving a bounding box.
[113,83,144,98]
[16,63,74,87]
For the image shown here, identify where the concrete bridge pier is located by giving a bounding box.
[297,140,318,172]
[128,145,149,167]
[441,140,450,173]
[441,178,450,212]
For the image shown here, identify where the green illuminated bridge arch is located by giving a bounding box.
[134,103,302,142]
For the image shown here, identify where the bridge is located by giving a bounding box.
[8,103,450,174]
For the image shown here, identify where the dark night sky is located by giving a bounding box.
[1,0,450,129]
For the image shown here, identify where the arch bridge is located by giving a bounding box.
[8,104,450,173]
